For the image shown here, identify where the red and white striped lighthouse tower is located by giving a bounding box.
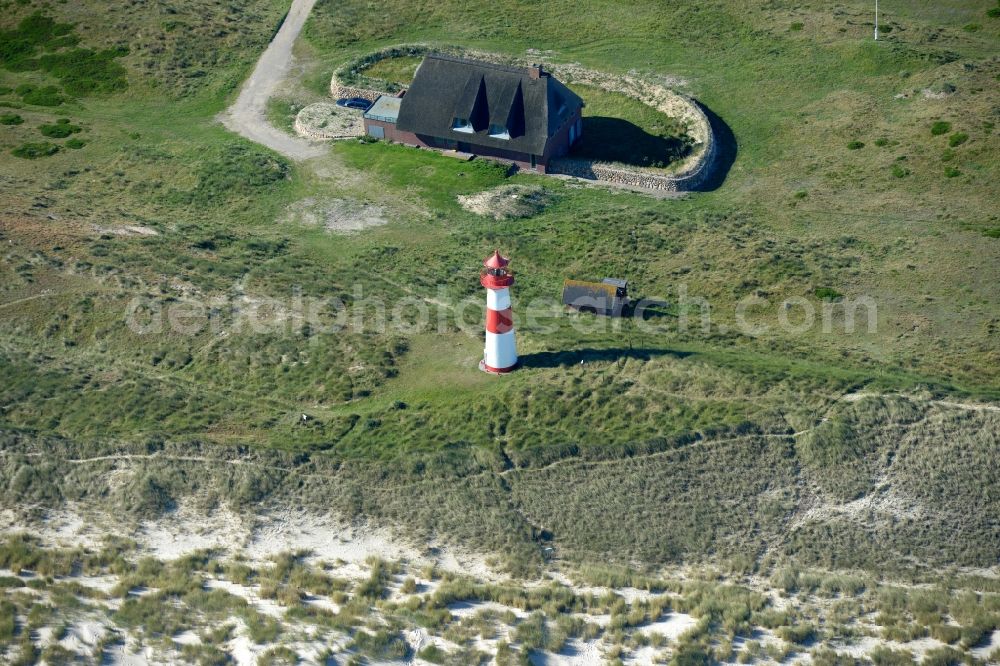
[479,250,518,374]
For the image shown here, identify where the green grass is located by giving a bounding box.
[360,54,422,87]
[568,84,693,169]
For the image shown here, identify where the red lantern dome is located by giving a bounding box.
[480,250,514,289]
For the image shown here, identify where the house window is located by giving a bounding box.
[488,124,510,140]
[451,117,473,133]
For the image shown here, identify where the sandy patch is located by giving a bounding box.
[281,196,388,233]
[447,600,529,621]
[138,503,250,559]
[457,184,555,220]
[970,629,1000,660]
[91,224,159,237]
[529,639,604,665]
[205,578,286,619]
[294,102,364,140]
[638,612,698,641]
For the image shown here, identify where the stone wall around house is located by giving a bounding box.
[329,76,386,103]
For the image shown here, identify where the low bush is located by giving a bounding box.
[349,629,409,659]
[921,646,965,666]
[930,121,952,136]
[417,644,448,663]
[868,646,915,666]
[16,84,64,107]
[948,132,968,147]
[0,112,23,124]
[814,287,843,301]
[847,140,864,150]
[258,646,298,666]
[38,121,81,138]
[65,137,86,149]
[11,141,59,158]
[0,600,15,643]
[776,623,816,644]
[944,167,961,178]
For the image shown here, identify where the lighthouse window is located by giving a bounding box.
[451,117,473,133]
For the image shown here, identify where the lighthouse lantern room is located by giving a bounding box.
[480,250,518,374]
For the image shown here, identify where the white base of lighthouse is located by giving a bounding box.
[481,330,518,373]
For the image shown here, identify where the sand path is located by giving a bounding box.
[220,0,326,160]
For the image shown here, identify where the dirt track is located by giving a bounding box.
[219,0,325,160]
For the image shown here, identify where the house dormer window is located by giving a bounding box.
[452,117,473,133]
[488,124,510,140]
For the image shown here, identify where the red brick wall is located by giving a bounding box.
[364,119,420,145]
[542,106,583,169]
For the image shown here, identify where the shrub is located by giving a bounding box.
[847,140,864,150]
[349,630,409,659]
[921,646,964,666]
[0,13,128,97]
[869,646,915,666]
[814,287,843,301]
[776,623,816,644]
[790,22,804,31]
[948,132,968,147]
[671,643,711,666]
[930,121,951,136]
[929,623,961,644]
[891,164,910,178]
[17,84,64,106]
[12,141,59,158]
[65,138,85,149]
[944,167,961,178]
[258,646,298,666]
[0,113,23,124]
[38,122,81,138]
[0,600,14,642]
[874,137,889,146]
[983,228,1000,239]
[417,644,447,663]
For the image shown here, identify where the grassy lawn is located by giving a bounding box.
[567,83,693,169]
[360,54,422,88]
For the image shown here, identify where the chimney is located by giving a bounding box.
[528,63,543,80]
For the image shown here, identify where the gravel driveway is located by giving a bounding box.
[219,0,326,161]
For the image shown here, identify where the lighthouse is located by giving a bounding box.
[479,250,518,374]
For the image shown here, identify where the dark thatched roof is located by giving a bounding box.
[396,55,583,156]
